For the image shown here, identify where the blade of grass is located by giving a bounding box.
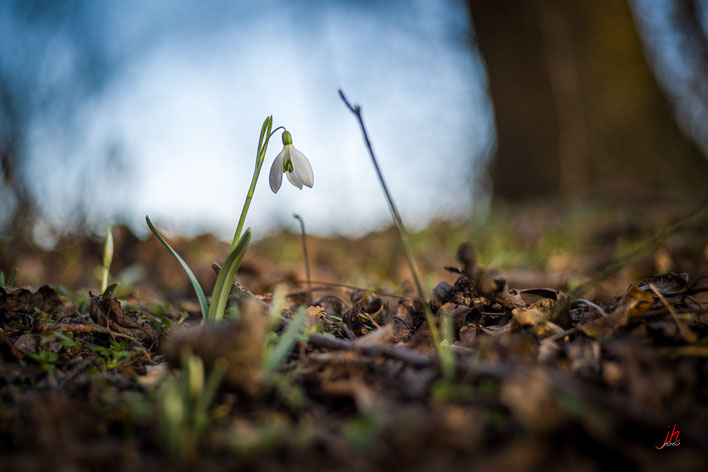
[194,357,228,435]
[265,307,307,377]
[267,285,288,329]
[0,268,17,286]
[146,215,209,319]
[8,268,17,285]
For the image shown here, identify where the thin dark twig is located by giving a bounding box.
[338,89,443,359]
[306,331,434,367]
[293,213,312,305]
[341,323,357,341]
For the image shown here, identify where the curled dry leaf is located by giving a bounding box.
[392,297,416,342]
[89,295,158,346]
[355,323,394,346]
[532,320,564,338]
[636,272,689,296]
[305,305,327,329]
[437,302,473,336]
[621,284,655,316]
[431,282,453,306]
[512,308,548,326]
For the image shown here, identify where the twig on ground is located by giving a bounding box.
[293,214,312,305]
[35,321,144,347]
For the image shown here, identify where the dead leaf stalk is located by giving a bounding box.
[338,89,446,376]
[293,213,312,304]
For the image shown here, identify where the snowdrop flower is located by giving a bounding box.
[269,130,314,193]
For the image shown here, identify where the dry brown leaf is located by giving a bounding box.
[621,284,654,316]
[437,302,473,335]
[90,295,158,346]
[459,323,478,347]
[533,320,564,338]
[512,307,548,326]
[528,297,556,314]
[579,309,626,338]
[305,305,327,329]
[355,323,394,345]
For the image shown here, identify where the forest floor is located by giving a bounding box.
[1,200,708,471]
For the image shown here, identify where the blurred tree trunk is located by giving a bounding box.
[466,0,708,202]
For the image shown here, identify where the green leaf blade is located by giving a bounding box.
[264,307,307,378]
[146,215,209,320]
[207,229,251,322]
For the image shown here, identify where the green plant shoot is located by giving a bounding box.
[264,307,307,378]
[157,349,227,458]
[100,226,114,294]
[0,268,18,287]
[146,116,313,322]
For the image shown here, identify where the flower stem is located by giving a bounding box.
[231,164,262,251]
[338,89,449,376]
[230,120,285,251]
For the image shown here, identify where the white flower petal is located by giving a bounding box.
[269,149,285,193]
[286,170,304,189]
[290,146,314,188]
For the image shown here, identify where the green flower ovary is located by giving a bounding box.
[282,130,292,146]
[283,158,294,172]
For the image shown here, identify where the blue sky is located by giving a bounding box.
[1,0,493,242]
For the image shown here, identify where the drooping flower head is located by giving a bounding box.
[269,130,314,193]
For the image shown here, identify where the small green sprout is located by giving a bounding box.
[0,268,18,286]
[28,350,58,373]
[147,116,313,323]
[100,226,114,294]
[157,349,228,458]
[264,308,307,378]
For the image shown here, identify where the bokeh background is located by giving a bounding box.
[1,0,707,257]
